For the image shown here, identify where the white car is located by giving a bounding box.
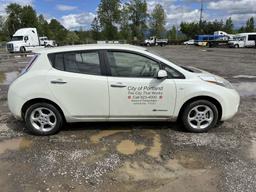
[8,44,240,135]
[183,39,195,45]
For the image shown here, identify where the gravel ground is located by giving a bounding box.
[0,45,256,192]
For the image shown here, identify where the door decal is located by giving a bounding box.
[127,86,164,105]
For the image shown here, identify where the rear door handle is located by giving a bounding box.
[50,79,67,84]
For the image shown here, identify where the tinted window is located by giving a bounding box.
[50,51,101,75]
[107,51,160,77]
[248,35,256,41]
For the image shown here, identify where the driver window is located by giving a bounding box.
[107,51,160,78]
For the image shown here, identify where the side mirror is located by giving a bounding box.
[157,70,168,79]
[24,36,28,42]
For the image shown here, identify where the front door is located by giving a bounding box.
[106,51,177,118]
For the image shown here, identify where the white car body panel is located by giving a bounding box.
[108,76,176,118]
[7,44,240,124]
[47,69,109,120]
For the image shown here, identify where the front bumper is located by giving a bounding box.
[221,89,240,121]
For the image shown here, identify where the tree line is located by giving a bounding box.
[0,0,255,45]
[180,17,255,39]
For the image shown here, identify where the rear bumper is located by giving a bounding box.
[8,85,24,120]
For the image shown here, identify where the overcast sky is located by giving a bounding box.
[0,0,255,30]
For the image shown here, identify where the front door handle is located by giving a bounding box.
[111,84,127,88]
[50,79,67,84]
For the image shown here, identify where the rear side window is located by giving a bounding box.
[248,35,256,41]
[48,51,101,75]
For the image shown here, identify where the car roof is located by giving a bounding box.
[33,44,147,54]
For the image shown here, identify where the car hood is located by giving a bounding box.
[184,66,226,81]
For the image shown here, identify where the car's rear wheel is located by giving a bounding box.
[181,100,219,133]
[25,103,63,135]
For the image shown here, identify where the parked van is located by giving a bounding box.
[228,33,256,48]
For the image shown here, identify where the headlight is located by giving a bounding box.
[206,80,233,89]
[200,76,233,89]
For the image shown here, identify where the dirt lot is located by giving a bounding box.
[0,45,256,192]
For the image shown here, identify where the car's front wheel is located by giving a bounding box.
[181,100,219,133]
[25,103,63,135]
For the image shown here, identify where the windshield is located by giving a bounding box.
[11,36,23,41]
[147,49,202,73]
[147,49,174,62]
[181,66,202,73]
[233,36,245,41]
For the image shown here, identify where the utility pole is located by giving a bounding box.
[199,0,203,32]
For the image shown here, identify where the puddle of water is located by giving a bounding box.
[167,152,207,170]
[116,140,145,155]
[118,161,176,181]
[250,140,256,160]
[233,75,256,79]
[249,133,256,160]
[115,151,217,192]
[233,82,256,96]
[147,132,162,158]
[0,73,5,83]
[90,130,130,143]
[0,71,19,85]
[0,138,32,155]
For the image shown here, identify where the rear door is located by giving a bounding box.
[47,50,109,119]
[106,50,178,119]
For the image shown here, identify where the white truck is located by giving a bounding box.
[228,32,256,48]
[6,28,56,53]
[39,36,56,47]
[144,36,168,46]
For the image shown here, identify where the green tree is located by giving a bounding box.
[48,19,67,45]
[224,17,234,34]
[66,31,79,44]
[37,14,52,38]
[97,0,121,40]
[127,0,148,41]
[91,17,101,41]
[180,22,199,39]
[119,5,132,41]
[238,26,245,33]
[168,26,177,40]
[245,17,254,32]
[0,16,4,31]
[5,3,23,35]
[202,20,224,34]
[150,4,166,38]
[20,5,38,28]
[0,16,7,41]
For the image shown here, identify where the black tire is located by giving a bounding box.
[25,103,63,135]
[234,44,239,48]
[20,46,26,53]
[181,100,219,133]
